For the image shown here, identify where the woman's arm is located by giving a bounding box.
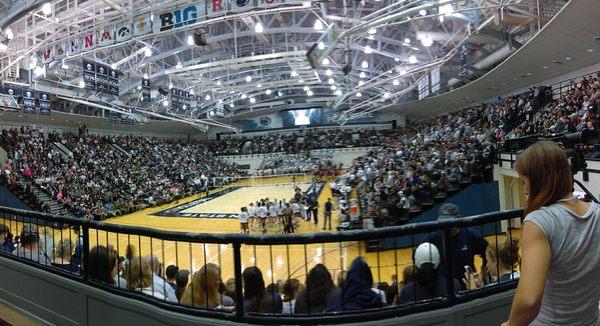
[504,221,551,326]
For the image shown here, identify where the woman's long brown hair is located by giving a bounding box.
[514,140,573,215]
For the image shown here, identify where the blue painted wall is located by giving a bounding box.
[0,185,31,210]
[382,182,501,249]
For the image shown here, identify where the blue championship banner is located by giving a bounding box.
[23,89,36,114]
[39,92,51,115]
[82,60,96,90]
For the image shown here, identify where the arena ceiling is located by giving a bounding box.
[0,0,569,131]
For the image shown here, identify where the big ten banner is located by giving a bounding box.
[38,0,302,63]
[170,88,190,111]
[141,78,151,103]
[39,92,52,115]
[231,112,282,131]
[22,89,36,114]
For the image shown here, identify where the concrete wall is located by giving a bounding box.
[0,255,514,326]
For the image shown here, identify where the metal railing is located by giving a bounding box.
[0,206,523,324]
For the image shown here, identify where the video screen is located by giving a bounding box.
[282,108,322,126]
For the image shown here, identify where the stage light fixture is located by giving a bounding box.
[255,22,264,33]
[314,20,323,31]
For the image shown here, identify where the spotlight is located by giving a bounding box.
[334,90,342,96]
[356,92,362,97]
[361,60,369,69]
[383,92,390,98]
[322,58,330,65]
[189,89,195,95]
[4,28,13,40]
[136,85,142,90]
[314,20,323,31]
[303,86,309,91]
[364,45,372,54]
[162,100,169,107]
[404,37,411,44]
[265,89,272,95]
[144,47,152,57]
[421,36,433,47]
[216,80,222,86]
[328,78,335,84]
[245,75,252,82]
[78,80,85,88]
[249,97,256,103]
[298,79,304,83]
[408,55,417,64]
[42,3,52,15]
[205,94,211,100]
[254,22,264,33]
[291,70,298,77]
[187,35,194,45]
[359,72,366,78]
[325,69,332,76]
[419,9,427,16]
[368,28,376,35]
[306,90,314,96]
[330,85,336,90]
[241,94,247,99]
[318,42,325,50]
[393,79,400,86]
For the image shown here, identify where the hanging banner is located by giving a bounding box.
[108,110,117,124]
[3,86,22,98]
[141,78,151,103]
[207,0,228,17]
[231,0,253,12]
[22,89,36,114]
[133,15,152,35]
[154,4,202,33]
[98,28,115,46]
[108,68,119,96]
[82,60,96,90]
[67,37,81,55]
[115,22,132,42]
[95,63,109,93]
[39,92,51,115]
[82,32,97,51]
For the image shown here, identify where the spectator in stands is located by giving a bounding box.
[426,204,488,289]
[88,245,119,286]
[181,263,234,309]
[13,224,48,265]
[336,270,347,288]
[281,278,301,314]
[464,239,521,290]
[399,243,460,304]
[144,254,178,302]
[70,226,83,271]
[51,239,78,273]
[242,266,282,313]
[223,277,236,304]
[504,141,600,326]
[175,269,190,302]
[0,224,13,252]
[330,258,384,311]
[295,264,341,314]
[127,256,167,300]
[165,265,179,291]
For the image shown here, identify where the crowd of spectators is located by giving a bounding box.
[0,127,244,220]
[509,74,599,138]
[204,129,389,155]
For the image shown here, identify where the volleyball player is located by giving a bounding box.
[238,207,249,234]
[248,203,256,232]
[268,201,279,233]
[257,202,268,234]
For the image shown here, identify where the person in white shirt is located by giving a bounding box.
[239,207,250,234]
[248,203,256,231]
[143,254,178,302]
[257,203,268,234]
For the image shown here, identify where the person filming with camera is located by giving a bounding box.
[503,140,600,326]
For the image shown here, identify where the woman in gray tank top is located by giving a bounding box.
[503,141,600,326]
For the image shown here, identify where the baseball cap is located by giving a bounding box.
[414,242,440,269]
[438,203,461,221]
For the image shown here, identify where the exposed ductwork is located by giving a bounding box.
[447,43,514,88]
